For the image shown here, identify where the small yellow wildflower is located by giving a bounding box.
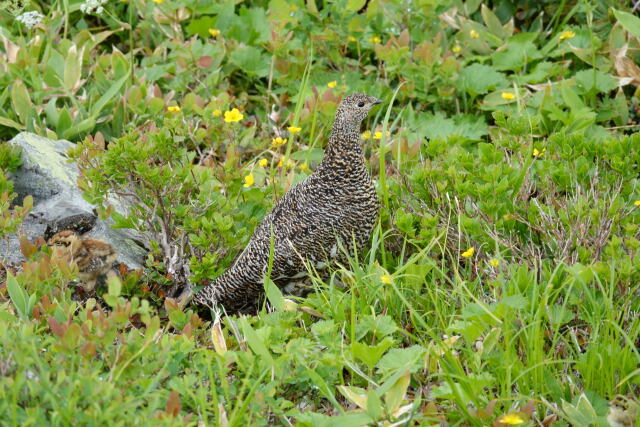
[271,137,288,147]
[224,108,244,123]
[501,92,516,101]
[462,247,475,258]
[167,105,181,113]
[361,130,372,140]
[373,130,391,140]
[348,36,357,42]
[470,29,480,39]
[277,157,295,168]
[243,173,254,188]
[258,158,268,167]
[380,274,393,284]
[499,413,525,425]
[559,30,576,41]
[287,126,302,134]
[327,81,337,88]
[452,44,461,53]
[213,109,221,117]
[369,36,381,44]
[208,29,221,37]
[634,200,640,206]
[153,0,164,3]
[533,148,546,157]
[489,258,500,267]
[299,162,309,172]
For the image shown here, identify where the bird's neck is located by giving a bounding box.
[319,129,365,172]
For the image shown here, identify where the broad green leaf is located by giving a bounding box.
[612,9,640,40]
[63,116,96,140]
[6,272,28,318]
[11,79,32,124]
[263,277,284,311]
[107,273,122,297]
[337,385,368,410]
[376,345,426,375]
[90,71,130,118]
[458,64,509,96]
[366,390,382,421]
[351,338,394,371]
[63,44,84,92]
[0,116,25,130]
[346,0,366,11]
[384,371,410,414]
[229,45,270,77]
[240,318,274,365]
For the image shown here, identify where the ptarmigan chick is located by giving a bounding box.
[47,230,117,291]
[189,93,382,313]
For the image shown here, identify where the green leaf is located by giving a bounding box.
[574,70,617,94]
[229,45,270,77]
[376,345,426,375]
[240,318,274,366]
[107,274,122,297]
[63,116,96,140]
[90,71,130,118]
[63,44,84,92]
[366,389,383,420]
[384,371,410,414]
[346,0,367,11]
[186,16,217,38]
[612,9,640,40]
[352,338,394,371]
[11,79,32,125]
[263,277,284,312]
[0,116,25,130]
[6,272,28,318]
[458,64,508,96]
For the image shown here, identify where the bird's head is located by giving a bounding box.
[332,93,382,136]
[47,230,81,254]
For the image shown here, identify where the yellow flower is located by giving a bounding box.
[369,36,381,44]
[489,258,500,267]
[380,274,393,284]
[271,136,288,147]
[470,29,480,39]
[373,130,391,140]
[501,92,516,101]
[243,173,254,188]
[208,28,221,37]
[277,157,294,168]
[452,44,461,53]
[533,148,546,157]
[327,81,337,88]
[224,108,243,123]
[634,200,640,206]
[361,130,372,140]
[167,105,181,113]
[462,247,475,258]
[287,126,301,134]
[299,162,309,172]
[499,413,525,425]
[258,158,268,167]
[213,109,221,117]
[559,30,576,41]
[153,0,164,3]
[348,36,357,42]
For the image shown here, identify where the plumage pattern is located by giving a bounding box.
[192,93,382,312]
[48,230,117,291]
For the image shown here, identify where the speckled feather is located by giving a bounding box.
[193,93,382,312]
[48,230,117,291]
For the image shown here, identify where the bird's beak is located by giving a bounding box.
[373,98,383,105]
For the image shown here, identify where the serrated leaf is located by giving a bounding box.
[458,64,509,96]
[240,318,274,365]
[229,45,270,77]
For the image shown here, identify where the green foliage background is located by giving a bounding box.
[1,0,639,425]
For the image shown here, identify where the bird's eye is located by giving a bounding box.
[357,101,365,107]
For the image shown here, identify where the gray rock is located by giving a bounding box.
[1,132,146,270]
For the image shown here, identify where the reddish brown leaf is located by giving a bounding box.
[181,322,193,338]
[198,56,213,68]
[165,391,181,417]
[19,236,37,258]
[81,342,96,358]
[48,316,65,338]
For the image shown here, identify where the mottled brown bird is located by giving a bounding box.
[48,230,117,291]
[190,93,382,313]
